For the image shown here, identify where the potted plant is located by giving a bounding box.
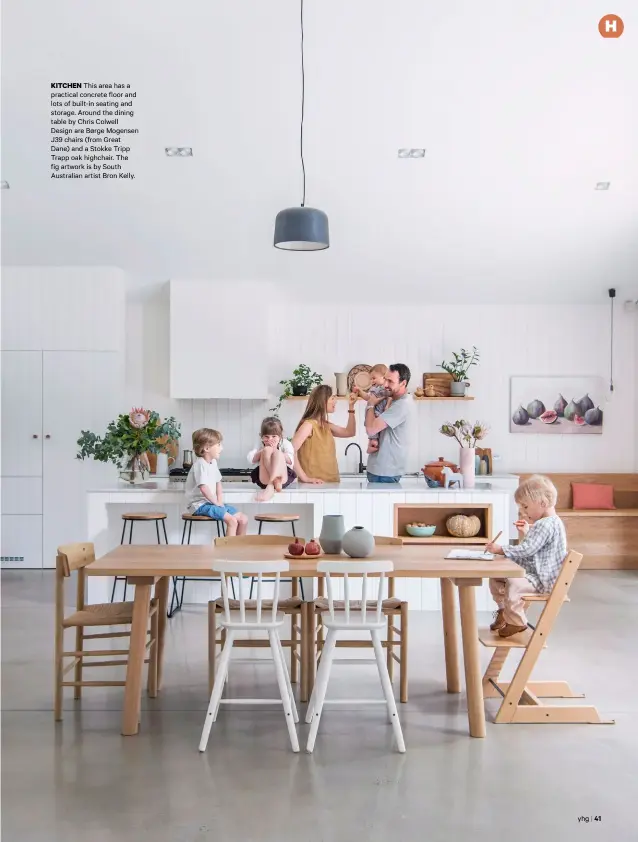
[271,364,323,413]
[77,408,181,484]
[438,346,480,397]
[439,419,489,488]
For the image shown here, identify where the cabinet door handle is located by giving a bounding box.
[32,434,39,439]
[45,434,51,439]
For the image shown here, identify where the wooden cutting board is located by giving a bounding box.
[423,372,453,396]
[146,437,179,474]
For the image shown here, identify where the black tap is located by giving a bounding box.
[345,442,366,474]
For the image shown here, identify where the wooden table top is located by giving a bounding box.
[88,543,524,579]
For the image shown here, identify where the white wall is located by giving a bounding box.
[126,278,637,474]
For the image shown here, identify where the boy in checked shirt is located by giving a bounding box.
[486,475,567,638]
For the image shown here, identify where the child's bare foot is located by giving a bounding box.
[273,477,283,493]
[254,484,275,502]
[367,440,379,454]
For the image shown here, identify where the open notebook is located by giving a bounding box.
[446,549,494,560]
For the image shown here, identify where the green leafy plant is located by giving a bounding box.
[438,346,480,382]
[77,408,181,466]
[271,364,323,413]
[440,419,489,448]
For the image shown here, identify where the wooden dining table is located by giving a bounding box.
[88,544,523,738]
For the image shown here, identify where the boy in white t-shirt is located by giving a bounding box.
[184,428,248,537]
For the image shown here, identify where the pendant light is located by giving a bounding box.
[274,0,329,251]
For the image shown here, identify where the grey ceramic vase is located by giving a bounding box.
[319,514,345,554]
[342,526,375,558]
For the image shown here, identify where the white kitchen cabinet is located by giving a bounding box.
[42,352,121,568]
[1,351,122,568]
[0,267,125,351]
[169,280,267,399]
[1,352,43,477]
[1,515,43,569]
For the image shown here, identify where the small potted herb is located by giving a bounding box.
[271,364,323,413]
[438,346,479,396]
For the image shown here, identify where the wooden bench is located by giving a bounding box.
[518,473,638,569]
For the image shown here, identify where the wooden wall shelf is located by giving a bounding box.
[394,503,493,545]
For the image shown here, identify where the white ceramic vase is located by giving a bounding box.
[459,447,475,489]
[334,372,348,397]
[342,526,375,558]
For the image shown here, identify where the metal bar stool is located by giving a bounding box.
[168,515,232,617]
[250,514,304,599]
[111,513,168,603]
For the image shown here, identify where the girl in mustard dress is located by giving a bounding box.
[291,385,357,483]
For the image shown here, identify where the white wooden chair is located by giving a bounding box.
[305,560,406,754]
[199,560,299,753]
[479,549,614,725]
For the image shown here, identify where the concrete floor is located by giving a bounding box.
[2,570,636,842]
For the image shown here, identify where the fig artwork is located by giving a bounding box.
[510,378,604,435]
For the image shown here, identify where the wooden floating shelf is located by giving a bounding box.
[283,395,474,402]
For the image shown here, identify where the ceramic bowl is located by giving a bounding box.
[405,524,436,537]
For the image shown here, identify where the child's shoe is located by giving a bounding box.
[489,609,505,631]
[498,623,527,638]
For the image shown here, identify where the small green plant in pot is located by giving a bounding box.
[77,408,181,484]
[271,364,323,413]
[438,346,480,396]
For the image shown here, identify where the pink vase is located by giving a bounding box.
[459,447,475,489]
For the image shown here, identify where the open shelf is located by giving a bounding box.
[394,503,493,545]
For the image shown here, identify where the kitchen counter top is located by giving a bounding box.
[89,476,514,495]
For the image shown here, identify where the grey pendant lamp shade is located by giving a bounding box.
[274,206,329,251]
[273,0,329,251]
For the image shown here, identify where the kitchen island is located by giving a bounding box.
[87,476,518,608]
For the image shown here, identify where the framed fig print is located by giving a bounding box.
[510,376,604,435]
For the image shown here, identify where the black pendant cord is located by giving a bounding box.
[300,0,306,208]
[609,289,615,392]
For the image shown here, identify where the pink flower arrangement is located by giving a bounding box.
[129,408,151,429]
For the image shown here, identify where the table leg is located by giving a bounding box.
[154,576,169,690]
[122,583,151,736]
[458,583,486,738]
[440,578,460,693]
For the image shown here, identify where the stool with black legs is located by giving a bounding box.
[168,515,232,617]
[250,514,304,599]
[111,512,168,603]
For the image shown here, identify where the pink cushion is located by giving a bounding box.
[571,483,615,510]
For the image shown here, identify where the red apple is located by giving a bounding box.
[305,538,321,556]
[288,538,305,556]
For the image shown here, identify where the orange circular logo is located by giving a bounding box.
[599,15,624,37]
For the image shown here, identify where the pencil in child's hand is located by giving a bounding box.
[490,531,502,544]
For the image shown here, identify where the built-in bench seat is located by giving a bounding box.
[518,474,638,569]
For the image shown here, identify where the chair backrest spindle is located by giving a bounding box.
[317,560,394,626]
[214,560,290,626]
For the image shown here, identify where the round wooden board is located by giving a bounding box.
[347,364,371,393]
[284,552,324,560]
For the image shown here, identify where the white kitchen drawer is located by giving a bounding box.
[1,478,43,514]
[1,515,43,568]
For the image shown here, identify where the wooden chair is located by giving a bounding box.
[210,535,307,699]
[306,560,406,753]
[199,560,299,753]
[308,536,409,702]
[55,542,159,721]
[479,549,614,725]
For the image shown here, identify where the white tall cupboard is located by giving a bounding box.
[1,268,125,568]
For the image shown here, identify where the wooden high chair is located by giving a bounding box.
[479,549,614,725]
[55,543,159,721]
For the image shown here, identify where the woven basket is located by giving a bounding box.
[446,514,481,538]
